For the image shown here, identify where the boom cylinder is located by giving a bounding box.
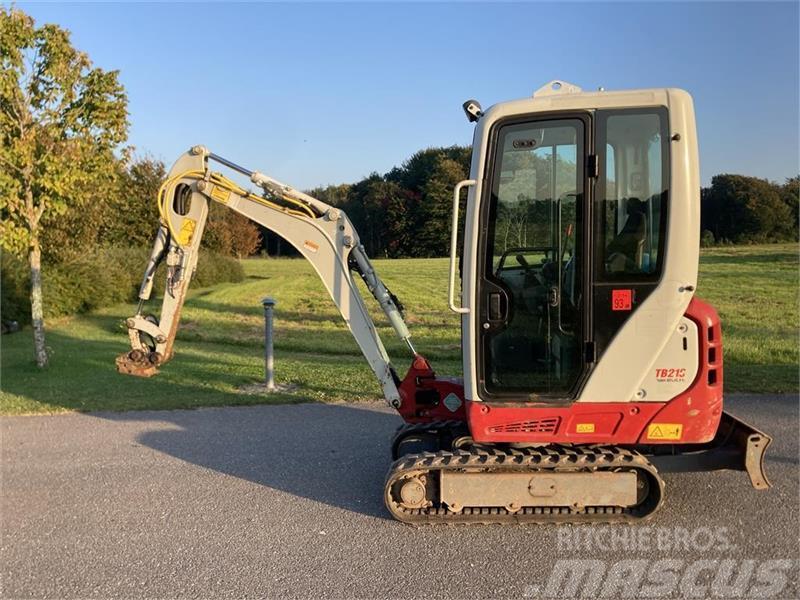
[137,223,170,303]
[349,245,415,354]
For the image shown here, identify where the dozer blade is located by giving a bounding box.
[647,411,772,489]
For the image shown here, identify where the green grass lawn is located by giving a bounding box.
[1,244,797,415]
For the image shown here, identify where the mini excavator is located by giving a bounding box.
[117,81,771,524]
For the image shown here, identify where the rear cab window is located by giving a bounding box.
[596,108,669,281]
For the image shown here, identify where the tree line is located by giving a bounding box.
[306,158,798,256]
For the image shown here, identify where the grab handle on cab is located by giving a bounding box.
[449,179,475,314]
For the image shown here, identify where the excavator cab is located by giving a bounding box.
[457,85,679,408]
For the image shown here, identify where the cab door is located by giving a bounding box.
[476,115,590,401]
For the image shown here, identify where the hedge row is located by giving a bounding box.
[1,246,244,324]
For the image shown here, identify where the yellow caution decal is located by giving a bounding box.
[177,218,197,246]
[576,423,595,433]
[210,185,231,204]
[647,423,683,440]
[303,240,319,253]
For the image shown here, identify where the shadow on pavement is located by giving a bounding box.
[100,403,403,520]
[96,394,799,522]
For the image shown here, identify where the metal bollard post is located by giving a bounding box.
[261,297,276,390]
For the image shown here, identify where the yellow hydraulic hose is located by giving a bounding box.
[156,168,316,245]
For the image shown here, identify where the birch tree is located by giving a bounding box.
[0,8,128,366]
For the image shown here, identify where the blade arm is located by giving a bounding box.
[645,411,772,489]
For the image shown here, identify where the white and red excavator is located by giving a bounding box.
[117,80,771,524]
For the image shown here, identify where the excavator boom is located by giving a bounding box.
[117,146,412,408]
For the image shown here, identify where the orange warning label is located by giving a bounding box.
[647,423,683,440]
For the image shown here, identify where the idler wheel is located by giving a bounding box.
[399,476,428,509]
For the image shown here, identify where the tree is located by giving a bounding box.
[106,155,165,247]
[780,176,799,235]
[344,173,387,257]
[417,156,468,256]
[226,211,262,258]
[379,183,418,258]
[0,8,128,366]
[307,183,350,207]
[388,145,470,193]
[202,203,262,258]
[701,174,793,244]
[39,174,114,263]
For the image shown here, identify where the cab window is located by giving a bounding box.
[596,109,668,279]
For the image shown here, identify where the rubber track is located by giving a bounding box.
[390,421,468,459]
[384,445,664,525]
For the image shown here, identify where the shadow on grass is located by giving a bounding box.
[96,403,401,520]
[1,327,314,412]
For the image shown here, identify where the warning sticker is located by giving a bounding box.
[177,218,196,246]
[612,289,633,311]
[303,240,319,253]
[210,185,231,204]
[576,423,595,433]
[647,423,683,440]
[443,393,462,413]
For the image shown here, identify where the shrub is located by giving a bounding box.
[203,203,263,258]
[1,246,244,324]
[0,252,29,324]
[700,230,716,247]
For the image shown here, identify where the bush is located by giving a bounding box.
[700,230,716,247]
[203,203,263,258]
[1,246,244,324]
[1,253,30,323]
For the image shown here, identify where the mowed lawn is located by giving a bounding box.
[1,244,797,415]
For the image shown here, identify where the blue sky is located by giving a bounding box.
[16,2,800,189]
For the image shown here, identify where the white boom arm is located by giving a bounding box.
[116,146,413,408]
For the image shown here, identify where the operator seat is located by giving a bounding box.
[606,198,646,273]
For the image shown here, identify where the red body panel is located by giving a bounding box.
[397,297,723,446]
[466,401,664,444]
[637,297,723,444]
[397,355,466,423]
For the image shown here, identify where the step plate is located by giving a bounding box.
[440,470,638,509]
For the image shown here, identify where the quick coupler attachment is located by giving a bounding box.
[115,349,163,378]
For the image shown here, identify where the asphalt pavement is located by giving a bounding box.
[2,394,798,599]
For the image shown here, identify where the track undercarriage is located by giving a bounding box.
[386,423,665,525]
